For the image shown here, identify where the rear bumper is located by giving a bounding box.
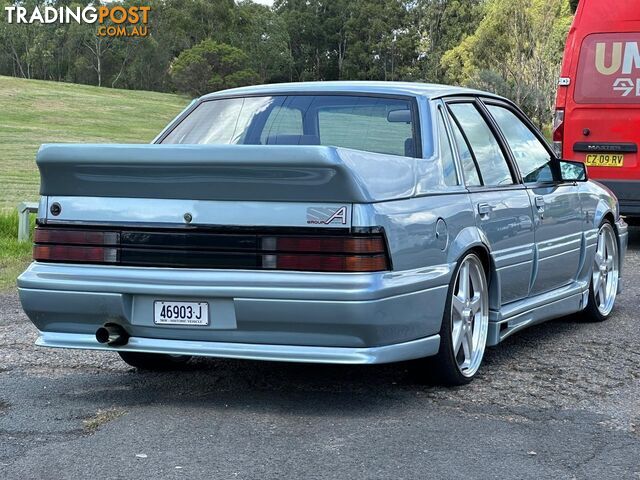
[35,331,440,365]
[598,179,640,216]
[17,262,451,364]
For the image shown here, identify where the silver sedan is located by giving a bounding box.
[19,82,628,385]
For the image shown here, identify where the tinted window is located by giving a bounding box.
[162,95,422,157]
[449,103,513,186]
[318,98,415,157]
[437,111,459,186]
[260,105,303,144]
[162,97,276,145]
[448,113,481,187]
[488,105,554,183]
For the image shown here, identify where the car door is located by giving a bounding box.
[445,100,536,306]
[484,101,583,295]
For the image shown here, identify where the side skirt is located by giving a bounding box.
[487,281,589,347]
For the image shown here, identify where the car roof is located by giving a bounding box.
[198,81,506,102]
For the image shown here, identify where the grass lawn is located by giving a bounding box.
[0,75,190,288]
[0,211,33,290]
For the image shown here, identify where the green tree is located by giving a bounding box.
[441,0,572,126]
[341,0,419,81]
[170,39,258,96]
[413,0,483,82]
[233,1,293,83]
[275,0,336,80]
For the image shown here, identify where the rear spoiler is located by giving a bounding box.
[36,144,417,203]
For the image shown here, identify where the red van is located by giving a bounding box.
[554,0,640,217]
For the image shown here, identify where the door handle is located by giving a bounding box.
[534,196,545,219]
[477,203,491,216]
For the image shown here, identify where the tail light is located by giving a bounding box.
[33,228,119,263]
[34,228,119,245]
[261,235,389,272]
[552,109,564,158]
[33,245,118,263]
[32,226,391,273]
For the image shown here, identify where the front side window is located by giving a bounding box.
[487,105,554,184]
[162,94,423,158]
[449,103,514,187]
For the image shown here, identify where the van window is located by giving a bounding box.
[575,33,640,104]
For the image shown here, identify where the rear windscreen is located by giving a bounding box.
[575,33,640,104]
[160,94,426,158]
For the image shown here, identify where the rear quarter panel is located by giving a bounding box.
[353,192,475,337]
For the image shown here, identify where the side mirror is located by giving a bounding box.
[559,159,588,182]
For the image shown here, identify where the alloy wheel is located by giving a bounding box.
[592,223,619,317]
[450,255,489,378]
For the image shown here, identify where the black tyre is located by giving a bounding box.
[118,351,192,370]
[582,220,619,323]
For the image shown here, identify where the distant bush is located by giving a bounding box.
[170,40,259,96]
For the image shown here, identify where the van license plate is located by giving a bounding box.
[154,301,209,326]
[585,153,624,167]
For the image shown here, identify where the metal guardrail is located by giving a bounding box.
[17,202,38,242]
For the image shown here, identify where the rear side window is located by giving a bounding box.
[487,105,554,184]
[449,103,513,186]
[436,111,460,186]
[448,113,481,187]
[575,33,640,104]
[162,94,423,157]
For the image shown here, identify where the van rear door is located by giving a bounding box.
[565,32,640,214]
[556,0,640,215]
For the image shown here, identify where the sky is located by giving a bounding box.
[251,0,275,5]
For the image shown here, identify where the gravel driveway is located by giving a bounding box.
[1,231,639,479]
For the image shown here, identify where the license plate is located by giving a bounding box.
[585,153,624,167]
[154,301,209,326]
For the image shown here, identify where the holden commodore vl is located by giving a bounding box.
[17,82,628,385]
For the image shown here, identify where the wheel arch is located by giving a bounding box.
[592,197,616,230]
[447,226,500,310]
[594,203,619,261]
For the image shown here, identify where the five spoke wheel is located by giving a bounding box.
[450,254,489,378]
[429,252,489,385]
[589,222,619,319]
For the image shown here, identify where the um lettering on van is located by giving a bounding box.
[576,34,640,103]
[596,41,640,97]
